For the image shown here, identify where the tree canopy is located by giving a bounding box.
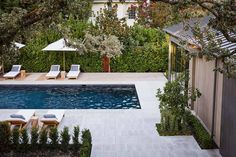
[137,0,206,28]
[0,0,93,67]
[152,0,236,76]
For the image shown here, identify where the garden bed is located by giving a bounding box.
[0,122,92,157]
[2,150,83,157]
[156,112,217,149]
[156,123,191,136]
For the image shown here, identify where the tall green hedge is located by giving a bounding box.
[111,43,168,72]
[16,25,168,72]
[17,29,102,72]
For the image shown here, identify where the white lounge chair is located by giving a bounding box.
[41,110,65,127]
[6,110,35,129]
[3,65,21,79]
[46,65,60,79]
[67,64,80,79]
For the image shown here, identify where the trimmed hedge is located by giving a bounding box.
[112,25,168,72]
[186,113,216,149]
[0,122,92,157]
[111,42,168,72]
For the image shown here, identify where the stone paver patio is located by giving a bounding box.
[0,73,221,157]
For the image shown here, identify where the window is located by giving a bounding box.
[128,9,136,19]
[170,42,189,80]
[107,2,112,11]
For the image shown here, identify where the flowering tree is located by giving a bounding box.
[68,33,123,72]
[137,0,205,28]
[137,0,172,28]
[57,2,125,72]
[92,4,129,41]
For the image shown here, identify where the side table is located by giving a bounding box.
[61,71,66,79]
[20,70,26,79]
[31,116,39,128]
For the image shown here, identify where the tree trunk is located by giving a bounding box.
[102,55,111,72]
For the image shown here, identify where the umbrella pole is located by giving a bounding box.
[63,51,65,71]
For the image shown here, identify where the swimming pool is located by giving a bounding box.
[0,85,141,109]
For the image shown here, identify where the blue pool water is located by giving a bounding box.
[0,85,141,109]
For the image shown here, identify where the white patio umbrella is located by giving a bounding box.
[42,38,77,71]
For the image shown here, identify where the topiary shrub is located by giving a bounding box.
[21,128,29,151]
[72,126,80,153]
[11,128,20,151]
[80,129,92,157]
[60,127,71,152]
[0,122,11,152]
[39,129,48,150]
[0,123,93,156]
[49,127,59,150]
[30,127,39,150]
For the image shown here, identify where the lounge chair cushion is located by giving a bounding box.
[41,110,65,124]
[10,114,25,120]
[43,114,57,119]
[46,71,60,78]
[67,71,80,78]
[51,66,59,71]
[71,65,79,71]
[11,66,19,72]
[3,72,20,78]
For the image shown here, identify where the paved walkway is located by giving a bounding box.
[0,73,221,157]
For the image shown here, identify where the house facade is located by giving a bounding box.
[164,16,236,157]
[91,0,142,26]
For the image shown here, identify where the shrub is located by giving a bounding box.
[60,127,71,152]
[80,129,92,157]
[157,111,216,149]
[72,126,80,152]
[156,110,191,136]
[12,128,20,150]
[17,29,61,72]
[111,26,168,72]
[0,122,11,152]
[111,43,168,72]
[0,123,92,156]
[30,127,39,149]
[156,73,201,133]
[186,113,215,149]
[49,127,59,149]
[39,129,48,149]
[21,128,29,150]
